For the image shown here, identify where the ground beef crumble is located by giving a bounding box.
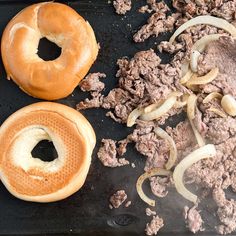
[109,190,128,208]
[97,139,129,167]
[145,215,164,235]
[149,176,169,198]
[146,208,157,216]
[113,0,131,15]
[184,205,204,234]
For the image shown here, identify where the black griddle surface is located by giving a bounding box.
[0,1,226,235]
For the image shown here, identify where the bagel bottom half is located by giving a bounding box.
[0,102,96,202]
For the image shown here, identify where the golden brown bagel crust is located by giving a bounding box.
[0,102,96,202]
[1,2,98,100]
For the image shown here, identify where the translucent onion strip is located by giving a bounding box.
[169,16,236,43]
[208,107,227,118]
[180,69,193,84]
[140,96,177,121]
[202,92,223,104]
[127,107,144,127]
[173,144,216,203]
[136,168,171,206]
[187,94,197,120]
[190,50,201,72]
[154,127,177,170]
[186,67,219,86]
[187,95,205,147]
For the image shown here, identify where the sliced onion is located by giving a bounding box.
[140,96,177,121]
[181,61,190,77]
[154,127,177,170]
[190,50,201,72]
[144,102,162,114]
[202,92,223,104]
[136,168,171,206]
[186,82,200,92]
[208,107,227,118]
[180,69,193,84]
[187,67,219,86]
[174,100,187,109]
[221,94,236,116]
[192,34,224,52]
[169,16,236,43]
[187,94,197,120]
[187,94,205,147]
[173,144,216,203]
[168,91,183,98]
[127,107,144,127]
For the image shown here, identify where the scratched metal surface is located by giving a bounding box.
[0,0,226,235]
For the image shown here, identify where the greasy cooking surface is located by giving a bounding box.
[0,0,230,235]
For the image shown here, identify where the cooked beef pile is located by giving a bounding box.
[77,0,236,235]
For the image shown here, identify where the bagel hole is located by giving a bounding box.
[31,140,58,162]
[37,38,61,61]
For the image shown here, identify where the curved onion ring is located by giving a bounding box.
[140,96,177,121]
[208,107,227,118]
[202,92,223,104]
[127,107,144,127]
[173,144,216,203]
[186,67,219,86]
[136,168,171,206]
[190,34,223,73]
[169,16,236,43]
[154,127,177,170]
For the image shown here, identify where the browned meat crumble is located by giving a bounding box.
[97,139,129,167]
[109,190,127,208]
[113,0,131,15]
[184,205,204,234]
[145,215,164,235]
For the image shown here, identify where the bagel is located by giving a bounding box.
[1,2,99,100]
[0,102,96,202]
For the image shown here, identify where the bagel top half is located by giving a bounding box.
[1,2,99,100]
[0,102,96,202]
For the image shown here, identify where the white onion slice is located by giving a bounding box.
[192,34,224,52]
[173,144,216,203]
[169,16,236,43]
[208,107,227,118]
[187,67,219,86]
[154,127,177,170]
[221,94,236,116]
[136,168,171,206]
[202,92,223,104]
[190,50,201,72]
[144,102,162,114]
[180,69,193,84]
[140,96,177,121]
[127,107,144,127]
[187,95,205,147]
[181,61,190,77]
